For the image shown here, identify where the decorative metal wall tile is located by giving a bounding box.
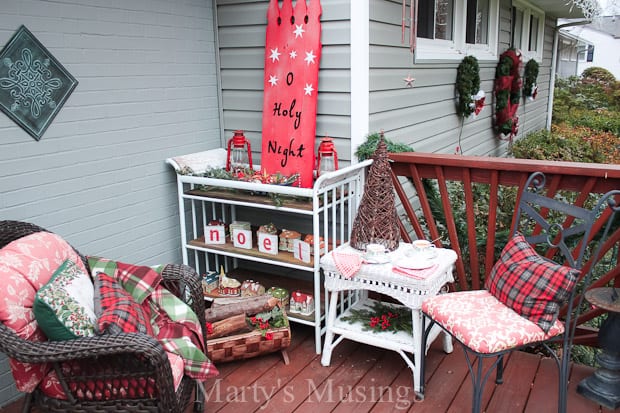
[0,25,78,141]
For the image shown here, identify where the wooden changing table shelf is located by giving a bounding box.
[167,150,372,354]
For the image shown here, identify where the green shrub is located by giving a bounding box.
[355,132,414,161]
[613,81,620,108]
[565,109,620,137]
[553,70,619,123]
[509,127,606,163]
[581,66,616,86]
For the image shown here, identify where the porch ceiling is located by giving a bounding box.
[532,0,587,18]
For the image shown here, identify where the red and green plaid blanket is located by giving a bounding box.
[88,257,218,380]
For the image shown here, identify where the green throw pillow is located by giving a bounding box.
[33,259,97,340]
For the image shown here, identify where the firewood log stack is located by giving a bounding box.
[204,295,279,339]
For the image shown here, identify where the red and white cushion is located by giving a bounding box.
[39,352,185,400]
[422,290,564,354]
[0,232,88,392]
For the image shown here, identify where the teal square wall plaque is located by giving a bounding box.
[0,26,78,140]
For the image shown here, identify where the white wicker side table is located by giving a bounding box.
[320,243,457,399]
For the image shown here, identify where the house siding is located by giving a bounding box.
[216,0,353,164]
[367,0,554,157]
[516,15,556,140]
[0,0,219,406]
[560,19,620,79]
[367,0,500,157]
[215,0,556,162]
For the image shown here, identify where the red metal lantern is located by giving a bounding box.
[316,137,338,176]
[226,130,253,173]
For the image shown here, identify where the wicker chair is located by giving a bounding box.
[0,220,207,413]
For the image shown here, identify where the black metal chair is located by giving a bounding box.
[420,172,620,413]
[0,220,207,413]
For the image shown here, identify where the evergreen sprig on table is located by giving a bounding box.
[341,301,412,334]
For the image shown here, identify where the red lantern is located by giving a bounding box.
[316,137,338,176]
[226,130,253,173]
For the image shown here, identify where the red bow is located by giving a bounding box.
[474,96,485,115]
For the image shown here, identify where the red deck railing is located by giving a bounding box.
[389,152,620,345]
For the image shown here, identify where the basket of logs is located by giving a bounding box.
[205,295,291,364]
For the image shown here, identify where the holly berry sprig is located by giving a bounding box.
[341,301,412,334]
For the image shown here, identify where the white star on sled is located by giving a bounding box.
[294,24,305,38]
[304,83,314,95]
[269,48,281,62]
[304,50,316,65]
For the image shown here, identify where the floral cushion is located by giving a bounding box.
[0,231,88,392]
[94,273,153,335]
[484,233,580,332]
[33,259,97,340]
[422,290,565,354]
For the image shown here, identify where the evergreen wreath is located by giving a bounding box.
[523,59,540,99]
[494,48,522,139]
[456,56,481,118]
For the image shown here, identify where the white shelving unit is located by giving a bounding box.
[167,150,371,353]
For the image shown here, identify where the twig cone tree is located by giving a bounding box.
[350,135,401,251]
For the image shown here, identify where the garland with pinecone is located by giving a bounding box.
[523,59,539,100]
[493,48,522,140]
[456,56,484,118]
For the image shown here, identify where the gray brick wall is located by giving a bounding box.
[0,0,220,406]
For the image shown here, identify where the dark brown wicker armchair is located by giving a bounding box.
[0,220,207,413]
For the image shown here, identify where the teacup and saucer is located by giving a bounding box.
[410,239,437,260]
[363,243,390,264]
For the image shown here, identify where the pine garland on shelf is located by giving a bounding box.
[180,167,302,207]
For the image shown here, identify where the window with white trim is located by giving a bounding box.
[511,0,545,61]
[577,44,588,62]
[586,44,594,62]
[571,43,594,62]
[414,0,499,62]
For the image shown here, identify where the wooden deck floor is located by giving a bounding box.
[2,324,614,413]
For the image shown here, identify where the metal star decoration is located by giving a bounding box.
[403,74,415,88]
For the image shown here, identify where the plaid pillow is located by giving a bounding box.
[94,273,153,335]
[485,233,580,333]
[88,257,161,304]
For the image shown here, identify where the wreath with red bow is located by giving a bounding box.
[523,59,540,100]
[494,49,522,140]
[456,56,484,118]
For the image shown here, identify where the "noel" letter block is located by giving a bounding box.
[204,224,226,245]
[232,229,253,249]
[258,232,278,255]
